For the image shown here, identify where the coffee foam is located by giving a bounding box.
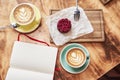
[13,4,34,25]
[67,48,86,67]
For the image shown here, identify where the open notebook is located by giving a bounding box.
[6,41,58,80]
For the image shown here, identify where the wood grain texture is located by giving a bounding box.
[0,0,120,80]
[50,9,105,42]
[100,0,112,5]
[98,64,120,80]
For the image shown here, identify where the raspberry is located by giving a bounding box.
[57,18,71,33]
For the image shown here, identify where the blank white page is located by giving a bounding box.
[6,67,53,80]
[7,41,58,80]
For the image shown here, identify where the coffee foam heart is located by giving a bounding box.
[67,48,86,67]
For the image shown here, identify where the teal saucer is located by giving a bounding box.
[60,43,90,74]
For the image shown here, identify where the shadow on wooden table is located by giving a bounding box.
[98,64,120,80]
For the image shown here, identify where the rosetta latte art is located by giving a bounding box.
[67,48,86,66]
[13,4,34,25]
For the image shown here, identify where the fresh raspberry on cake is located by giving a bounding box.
[57,18,71,33]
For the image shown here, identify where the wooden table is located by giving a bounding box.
[0,0,120,80]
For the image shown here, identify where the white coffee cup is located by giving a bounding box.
[65,47,87,68]
[11,3,35,26]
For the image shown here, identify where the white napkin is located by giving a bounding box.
[46,6,94,46]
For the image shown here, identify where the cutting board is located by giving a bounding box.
[100,0,112,5]
[50,9,105,42]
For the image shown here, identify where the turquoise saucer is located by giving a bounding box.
[60,43,90,74]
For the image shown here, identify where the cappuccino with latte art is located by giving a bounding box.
[12,3,35,25]
[66,48,86,68]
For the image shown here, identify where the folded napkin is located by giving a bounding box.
[46,6,94,46]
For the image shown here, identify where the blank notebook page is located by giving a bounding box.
[6,41,58,80]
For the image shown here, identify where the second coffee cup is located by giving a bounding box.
[11,3,36,26]
[65,47,87,68]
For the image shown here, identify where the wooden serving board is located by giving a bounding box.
[100,0,112,5]
[50,9,105,42]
